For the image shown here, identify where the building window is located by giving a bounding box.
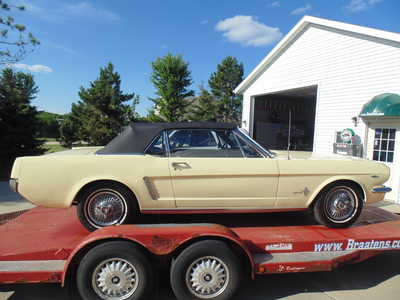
[373,128,396,163]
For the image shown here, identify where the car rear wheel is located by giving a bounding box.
[77,182,137,231]
[170,240,242,300]
[313,183,363,228]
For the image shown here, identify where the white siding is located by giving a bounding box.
[242,24,400,154]
[241,93,252,133]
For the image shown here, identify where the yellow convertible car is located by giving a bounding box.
[10,122,391,231]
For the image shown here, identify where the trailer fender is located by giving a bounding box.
[62,223,255,286]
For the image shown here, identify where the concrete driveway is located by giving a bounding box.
[1,251,400,299]
[0,182,34,214]
[0,182,19,202]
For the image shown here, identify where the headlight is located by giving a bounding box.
[9,178,18,193]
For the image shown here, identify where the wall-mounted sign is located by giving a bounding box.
[333,128,362,157]
[341,128,355,144]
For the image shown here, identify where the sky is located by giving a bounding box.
[6,0,400,116]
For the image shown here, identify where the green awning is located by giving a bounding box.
[360,93,400,117]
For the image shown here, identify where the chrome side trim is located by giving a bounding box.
[143,177,159,200]
[0,260,65,272]
[371,186,392,193]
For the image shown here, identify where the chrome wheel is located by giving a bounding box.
[185,256,229,299]
[85,189,128,229]
[324,186,358,223]
[92,258,139,300]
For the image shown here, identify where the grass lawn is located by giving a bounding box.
[37,137,67,154]
[37,137,58,142]
[42,144,67,154]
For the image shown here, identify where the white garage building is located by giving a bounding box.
[235,16,400,203]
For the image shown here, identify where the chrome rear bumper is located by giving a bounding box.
[9,178,18,193]
[371,186,392,193]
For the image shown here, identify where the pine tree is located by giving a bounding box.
[189,87,218,121]
[0,68,44,178]
[60,63,139,146]
[59,113,79,148]
[150,54,194,121]
[208,56,244,123]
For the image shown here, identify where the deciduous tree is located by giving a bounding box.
[0,1,39,64]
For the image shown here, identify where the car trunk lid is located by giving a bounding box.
[44,147,103,156]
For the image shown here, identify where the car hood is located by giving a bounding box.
[272,150,390,183]
[45,147,103,156]
[271,150,363,160]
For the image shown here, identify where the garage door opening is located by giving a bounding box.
[253,85,317,151]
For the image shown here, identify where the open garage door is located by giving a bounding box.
[253,86,317,151]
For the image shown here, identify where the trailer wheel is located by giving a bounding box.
[313,183,363,228]
[77,182,137,231]
[170,240,242,300]
[77,241,154,300]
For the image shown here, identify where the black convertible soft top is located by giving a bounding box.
[96,122,237,154]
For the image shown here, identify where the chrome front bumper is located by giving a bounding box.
[9,178,18,193]
[371,186,392,193]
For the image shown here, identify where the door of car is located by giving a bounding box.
[167,128,279,208]
[141,132,175,210]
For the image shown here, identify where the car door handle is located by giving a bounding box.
[171,162,191,170]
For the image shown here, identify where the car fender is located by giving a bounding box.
[66,176,141,208]
[61,223,254,286]
[306,175,366,207]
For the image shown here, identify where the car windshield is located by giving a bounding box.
[235,128,275,158]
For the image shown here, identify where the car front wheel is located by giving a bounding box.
[313,183,363,228]
[77,182,137,231]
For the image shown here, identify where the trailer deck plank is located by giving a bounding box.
[0,207,87,261]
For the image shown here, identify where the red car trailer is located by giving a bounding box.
[1,206,400,300]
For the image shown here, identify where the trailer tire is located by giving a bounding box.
[313,182,363,228]
[170,240,242,300]
[77,182,137,231]
[77,241,154,300]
